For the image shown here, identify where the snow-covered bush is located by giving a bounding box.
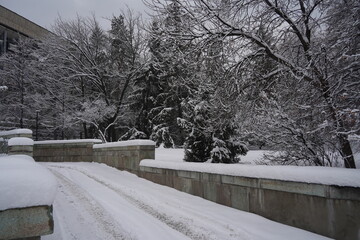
[151,126,176,148]
[119,128,147,141]
[180,100,248,163]
[184,128,212,162]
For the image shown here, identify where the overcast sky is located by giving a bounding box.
[0,0,150,30]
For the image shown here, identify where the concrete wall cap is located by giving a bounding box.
[0,129,32,137]
[35,139,102,145]
[8,137,34,146]
[93,140,155,149]
[140,159,360,188]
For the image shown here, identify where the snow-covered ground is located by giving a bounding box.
[155,147,360,168]
[155,147,269,164]
[42,162,330,240]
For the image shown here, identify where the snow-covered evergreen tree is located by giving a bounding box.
[127,64,161,139]
[179,95,248,163]
[136,2,195,147]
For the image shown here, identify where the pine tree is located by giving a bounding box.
[138,2,195,147]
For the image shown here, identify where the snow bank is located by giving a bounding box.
[349,134,360,141]
[35,139,102,145]
[155,148,185,162]
[155,147,269,164]
[0,129,32,137]
[93,140,155,149]
[8,137,34,146]
[140,160,360,187]
[0,155,58,211]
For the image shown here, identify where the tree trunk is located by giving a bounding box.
[339,134,356,168]
[83,122,88,139]
[20,81,24,128]
[316,73,356,168]
[106,124,116,142]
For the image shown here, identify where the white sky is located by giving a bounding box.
[0,0,150,30]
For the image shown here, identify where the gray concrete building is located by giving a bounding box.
[0,5,52,54]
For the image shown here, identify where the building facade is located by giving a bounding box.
[0,5,51,55]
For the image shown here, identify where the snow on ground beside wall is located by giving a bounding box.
[155,147,270,164]
[8,137,34,146]
[239,150,274,164]
[155,146,186,162]
[42,162,331,240]
[0,128,32,136]
[0,155,58,211]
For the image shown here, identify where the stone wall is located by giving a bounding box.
[8,144,34,157]
[139,165,360,240]
[0,129,33,154]
[32,140,155,175]
[0,205,53,240]
[93,141,155,175]
[33,140,101,162]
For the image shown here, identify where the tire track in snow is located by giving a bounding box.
[48,165,216,240]
[75,169,247,240]
[49,168,135,240]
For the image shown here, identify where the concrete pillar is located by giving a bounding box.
[8,137,34,157]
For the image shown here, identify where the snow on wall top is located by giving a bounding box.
[35,139,102,145]
[349,134,360,141]
[140,160,360,188]
[0,155,58,211]
[93,140,155,149]
[0,129,32,137]
[8,137,34,146]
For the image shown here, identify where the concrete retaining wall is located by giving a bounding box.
[33,140,101,162]
[0,129,33,154]
[139,165,360,240]
[0,205,53,240]
[8,145,34,157]
[93,144,155,175]
[32,140,155,176]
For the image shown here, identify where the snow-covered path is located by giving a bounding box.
[42,162,331,240]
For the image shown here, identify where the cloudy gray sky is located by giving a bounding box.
[0,0,150,30]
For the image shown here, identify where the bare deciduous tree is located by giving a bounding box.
[147,0,359,167]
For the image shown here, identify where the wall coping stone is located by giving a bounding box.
[93,140,155,149]
[8,137,34,146]
[140,159,360,188]
[0,205,53,239]
[0,129,32,137]
[140,165,360,201]
[35,139,102,145]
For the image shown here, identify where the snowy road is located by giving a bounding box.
[42,162,331,240]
